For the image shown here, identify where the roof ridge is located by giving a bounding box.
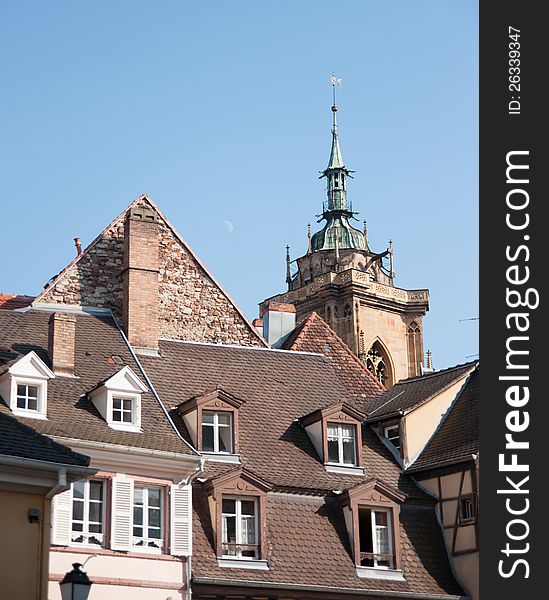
[288,312,385,392]
[32,193,266,346]
[394,360,478,386]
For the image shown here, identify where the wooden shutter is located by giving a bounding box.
[170,484,192,556]
[51,487,72,546]
[111,477,134,551]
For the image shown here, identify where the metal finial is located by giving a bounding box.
[426,350,432,370]
[286,245,291,286]
[389,239,395,279]
[307,223,312,254]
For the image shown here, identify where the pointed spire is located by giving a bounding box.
[286,245,292,287]
[426,349,433,370]
[327,104,345,170]
[389,239,395,279]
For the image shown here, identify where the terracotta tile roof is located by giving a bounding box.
[366,362,478,422]
[192,487,464,596]
[0,310,195,455]
[407,368,479,473]
[281,312,385,410]
[142,340,426,498]
[0,410,90,466]
[0,293,35,310]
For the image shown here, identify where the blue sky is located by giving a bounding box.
[0,0,478,369]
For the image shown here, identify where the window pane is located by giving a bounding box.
[218,425,232,453]
[327,438,339,462]
[122,410,132,422]
[113,398,122,409]
[375,511,388,526]
[89,481,102,501]
[148,488,161,507]
[134,487,144,505]
[223,515,237,543]
[134,506,143,526]
[123,399,132,410]
[73,480,85,499]
[17,384,25,396]
[217,412,231,426]
[327,423,338,439]
[202,425,214,451]
[112,410,121,422]
[17,397,26,408]
[89,502,101,523]
[222,498,236,514]
[27,397,37,410]
[133,525,143,536]
[148,508,161,528]
[341,424,354,439]
[72,500,84,521]
[240,515,256,544]
[240,500,255,516]
[202,411,214,424]
[342,437,356,464]
[27,386,38,398]
[376,527,390,554]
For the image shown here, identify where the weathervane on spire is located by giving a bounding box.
[330,74,342,106]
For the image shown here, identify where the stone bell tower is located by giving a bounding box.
[260,91,429,386]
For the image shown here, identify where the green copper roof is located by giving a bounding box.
[311,215,367,252]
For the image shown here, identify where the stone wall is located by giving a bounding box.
[36,198,263,347]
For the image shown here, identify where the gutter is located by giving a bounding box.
[0,454,95,478]
[191,577,470,599]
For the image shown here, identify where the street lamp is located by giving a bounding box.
[59,562,93,600]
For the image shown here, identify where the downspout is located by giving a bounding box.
[43,468,69,600]
[181,456,206,600]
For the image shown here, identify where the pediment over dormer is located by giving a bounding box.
[7,351,55,380]
[178,388,244,456]
[178,387,245,416]
[342,479,406,507]
[300,402,366,473]
[87,366,147,432]
[204,468,272,497]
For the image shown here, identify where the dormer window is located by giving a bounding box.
[383,423,401,452]
[178,388,244,461]
[327,423,357,465]
[204,468,270,570]
[0,351,54,420]
[202,411,233,453]
[16,383,39,411]
[301,402,365,475]
[340,480,405,581]
[88,366,147,432]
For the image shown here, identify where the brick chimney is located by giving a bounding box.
[260,302,296,348]
[122,206,160,353]
[48,312,76,376]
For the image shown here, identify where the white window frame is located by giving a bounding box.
[107,390,140,432]
[327,422,357,466]
[132,485,164,553]
[360,507,394,570]
[70,479,105,548]
[383,424,401,452]
[221,496,259,560]
[202,410,233,454]
[11,377,48,419]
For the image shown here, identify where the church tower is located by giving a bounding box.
[260,90,429,386]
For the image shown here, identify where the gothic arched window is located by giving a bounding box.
[365,341,393,387]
